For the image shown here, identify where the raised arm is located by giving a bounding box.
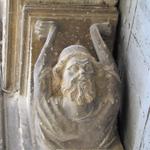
[90,23,121,104]
[90,23,115,66]
[34,20,57,100]
[90,25,121,142]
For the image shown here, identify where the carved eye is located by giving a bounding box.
[69,65,79,73]
[85,64,94,74]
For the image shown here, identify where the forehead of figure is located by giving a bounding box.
[64,56,94,74]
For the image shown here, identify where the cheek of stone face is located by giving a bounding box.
[62,64,94,92]
[62,69,76,89]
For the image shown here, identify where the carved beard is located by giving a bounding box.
[61,77,96,106]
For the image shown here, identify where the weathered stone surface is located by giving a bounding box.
[0,2,3,149]
[24,0,118,6]
[2,0,120,150]
[32,21,123,150]
[118,0,150,150]
[3,1,118,93]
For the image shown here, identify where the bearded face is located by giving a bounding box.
[61,57,96,106]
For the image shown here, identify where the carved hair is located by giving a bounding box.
[52,45,100,95]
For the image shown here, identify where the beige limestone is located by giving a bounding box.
[2,1,121,150]
[25,0,118,6]
[33,21,123,150]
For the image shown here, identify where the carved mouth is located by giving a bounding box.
[78,80,86,83]
[78,78,87,82]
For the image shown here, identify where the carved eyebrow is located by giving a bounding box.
[66,59,91,69]
[75,58,89,64]
[77,60,91,66]
[66,63,78,69]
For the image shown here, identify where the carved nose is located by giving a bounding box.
[79,68,86,76]
[80,68,85,74]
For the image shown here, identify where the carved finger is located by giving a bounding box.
[34,20,57,40]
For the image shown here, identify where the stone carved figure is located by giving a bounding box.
[33,20,123,150]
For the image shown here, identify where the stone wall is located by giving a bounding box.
[0,21,1,42]
[0,0,2,54]
[118,0,150,150]
[1,1,119,150]
[0,1,3,150]
[0,0,150,149]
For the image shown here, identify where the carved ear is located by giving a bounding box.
[52,64,63,94]
[53,64,62,78]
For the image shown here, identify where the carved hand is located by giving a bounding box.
[90,23,115,66]
[34,20,57,99]
[35,20,57,40]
